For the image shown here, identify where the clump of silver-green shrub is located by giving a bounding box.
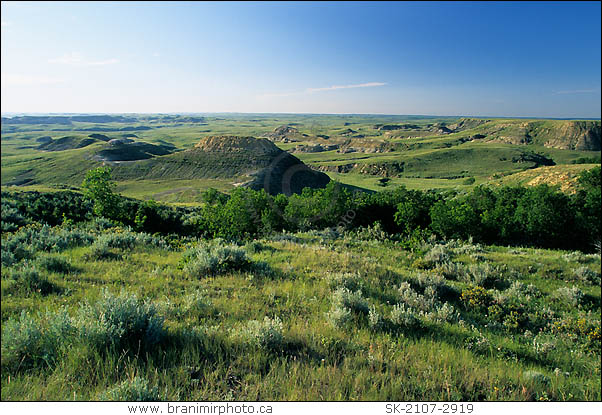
[77,289,165,352]
[36,254,73,274]
[98,377,162,401]
[85,230,170,261]
[423,244,452,268]
[2,289,167,374]
[1,308,74,372]
[181,239,252,277]
[325,271,363,291]
[389,303,422,329]
[573,266,601,285]
[1,225,94,266]
[326,287,370,328]
[394,279,459,326]
[4,264,57,295]
[553,286,586,308]
[239,316,285,351]
[460,263,501,287]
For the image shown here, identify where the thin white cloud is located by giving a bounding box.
[152,52,161,57]
[306,82,386,93]
[1,72,65,86]
[260,82,386,98]
[48,52,119,66]
[1,21,11,27]
[553,89,600,95]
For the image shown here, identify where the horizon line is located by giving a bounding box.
[1,111,601,120]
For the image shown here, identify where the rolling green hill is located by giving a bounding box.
[1,114,600,201]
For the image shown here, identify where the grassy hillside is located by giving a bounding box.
[1,114,600,201]
[1,224,600,401]
[492,164,600,193]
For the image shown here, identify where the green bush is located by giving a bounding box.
[331,287,369,314]
[77,289,164,353]
[368,305,385,331]
[36,254,73,274]
[326,304,353,329]
[460,285,492,311]
[423,244,452,267]
[98,377,162,401]
[573,266,601,285]
[325,272,363,291]
[554,286,586,308]
[1,309,74,372]
[461,263,500,287]
[8,265,56,295]
[85,240,122,261]
[182,241,252,277]
[390,303,421,329]
[241,316,285,351]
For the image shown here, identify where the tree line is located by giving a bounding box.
[2,166,600,252]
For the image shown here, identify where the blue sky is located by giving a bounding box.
[1,1,600,117]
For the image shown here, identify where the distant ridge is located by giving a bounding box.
[112,135,330,195]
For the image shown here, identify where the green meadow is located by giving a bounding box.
[1,114,600,401]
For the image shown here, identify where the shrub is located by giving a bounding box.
[397,282,439,312]
[325,272,363,291]
[352,222,390,242]
[461,263,501,287]
[505,281,541,301]
[390,303,421,329]
[423,244,452,267]
[91,217,117,230]
[397,282,423,309]
[96,232,138,250]
[424,302,459,324]
[241,316,285,351]
[550,316,600,350]
[326,304,353,329]
[98,377,162,401]
[77,289,164,353]
[523,370,551,386]
[1,309,74,372]
[414,272,457,300]
[96,230,167,251]
[368,305,385,331]
[1,249,17,267]
[181,289,211,317]
[554,286,586,308]
[532,334,557,356]
[1,235,35,266]
[8,265,56,295]
[36,254,73,274]
[573,266,601,285]
[244,240,265,253]
[250,260,276,279]
[182,241,251,277]
[464,333,491,354]
[435,261,464,280]
[85,240,122,261]
[503,310,528,332]
[3,225,94,258]
[460,285,492,311]
[331,287,369,314]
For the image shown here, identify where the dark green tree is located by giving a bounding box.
[81,167,120,218]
